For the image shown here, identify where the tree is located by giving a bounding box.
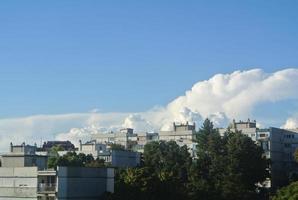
[143,140,192,180]
[85,158,106,168]
[189,119,267,200]
[188,118,225,200]
[109,140,192,200]
[47,145,64,168]
[143,141,192,199]
[110,143,126,151]
[221,132,267,200]
[272,181,298,200]
[47,148,101,169]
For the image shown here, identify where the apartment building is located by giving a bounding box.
[133,132,159,152]
[91,128,137,149]
[78,140,141,167]
[220,120,298,189]
[159,122,197,156]
[1,143,48,170]
[0,143,114,200]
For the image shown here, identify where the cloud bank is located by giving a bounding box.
[1,68,298,152]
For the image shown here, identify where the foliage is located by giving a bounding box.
[47,146,104,168]
[272,181,298,200]
[109,140,192,200]
[143,140,192,180]
[294,148,298,163]
[109,143,126,151]
[85,158,106,167]
[189,119,267,200]
[104,118,268,200]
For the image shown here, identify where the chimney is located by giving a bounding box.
[10,142,13,152]
[79,140,82,151]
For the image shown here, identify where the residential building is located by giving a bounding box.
[0,166,114,200]
[159,122,197,156]
[1,143,47,170]
[220,120,298,189]
[91,128,137,149]
[133,132,159,152]
[78,140,141,167]
[0,143,114,200]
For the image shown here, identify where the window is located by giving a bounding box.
[284,143,291,148]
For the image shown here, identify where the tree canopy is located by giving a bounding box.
[101,119,268,200]
[273,181,298,200]
[47,149,105,169]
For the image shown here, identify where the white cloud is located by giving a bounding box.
[122,114,154,132]
[0,113,127,152]
[1,68,298,152]
[282,117,298,129]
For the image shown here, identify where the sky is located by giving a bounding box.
[0,1,298,151]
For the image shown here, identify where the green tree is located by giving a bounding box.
[143,140,191,180]
[110,143,126,151]
[221,132,267,200]
[272,181,298,200]
[188,118,225,200]
[189,119,267,200]
[143,140,192,199]
[47,145,64,168]
[109,140,192,200]
[85,158,106,168]
[48,150,101,169]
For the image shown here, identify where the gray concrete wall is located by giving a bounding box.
[57,167,114,200]
[111,150,140,167]
[0,167,38,199]
[2,155,47,170]
[2,156,25,168]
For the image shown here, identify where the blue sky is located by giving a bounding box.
[0,0,298,118]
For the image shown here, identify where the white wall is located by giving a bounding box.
[0,167,38,199]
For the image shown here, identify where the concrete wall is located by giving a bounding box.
[111,150,140,167]
[57,167,114,200]
[2,155,47,170]
[0,167,38,199]
[2,156,25,168]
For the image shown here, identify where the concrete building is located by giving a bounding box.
[133,132,159,152]
[0,166,114,200]
[0,143,114,200]
[91,128,137,149]
[220,120,298,189]
[78,140,141,167]
[159,122,197,156]
[1,143,48,170]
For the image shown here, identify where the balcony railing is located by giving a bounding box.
[38,183,56,193]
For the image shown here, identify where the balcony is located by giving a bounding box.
[37,183,56,193]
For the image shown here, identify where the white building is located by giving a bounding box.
[159,122,197,156]
[91,128,137,149]
[0,143,114,200]
[220,119,298,189]
[78,140,141,167]
[0,166,114,200]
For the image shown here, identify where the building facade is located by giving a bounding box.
[159,122,197,156]
[0,143,114,200]
[78,140,141,167]
[220,120,298,189]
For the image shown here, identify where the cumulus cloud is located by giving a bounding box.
[282,117,298,129]
[0,113,127,152]
[122,114,154,132]
[1,68,298,152]
[165,68,298,120]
